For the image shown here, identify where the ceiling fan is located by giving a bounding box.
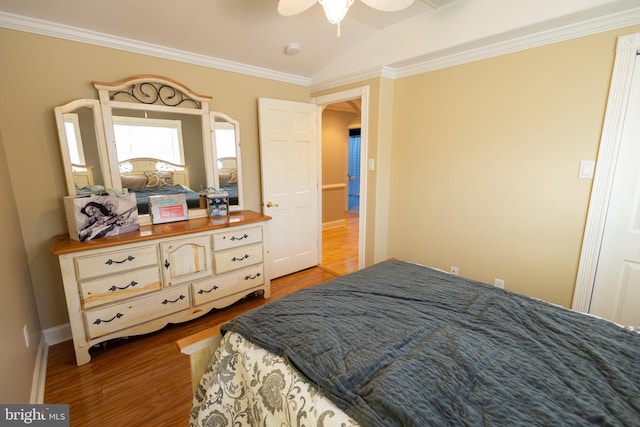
[278,0,416,36]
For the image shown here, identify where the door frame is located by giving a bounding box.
[572,33,640,312]
[313,86,369,270]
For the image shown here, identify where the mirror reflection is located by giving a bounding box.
[212,113,242,209]
[55,100,108,196]
[64,109,104,189]
[111,109,206,214]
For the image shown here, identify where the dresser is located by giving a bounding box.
[51,211,271,365]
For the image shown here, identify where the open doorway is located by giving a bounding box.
[314,86,369,276]
[319,100,362,276]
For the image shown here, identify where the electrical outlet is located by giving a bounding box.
[494,278,505,289]
[450,266,459,275]
[23,324,30,348]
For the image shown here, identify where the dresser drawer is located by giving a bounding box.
[75,245,159,280]
[80,266,161,309]
[84,286,190,339]
[192,265,264,306]
[214,242,263,274]
[212,226,262,251]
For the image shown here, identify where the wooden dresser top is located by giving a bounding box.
[52,210,270,255]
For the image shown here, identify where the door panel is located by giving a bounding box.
[258,98,319,279]
[589,59,640,326]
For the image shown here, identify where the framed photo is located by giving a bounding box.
[149,193,189,224]
[206,191,229,217]
[64,191,139,241]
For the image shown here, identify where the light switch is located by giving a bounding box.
[579,160,595,179]
[368,159,375,171]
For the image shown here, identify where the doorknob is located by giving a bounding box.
[265,201,279,208]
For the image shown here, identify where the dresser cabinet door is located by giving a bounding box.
[160,235,213,287]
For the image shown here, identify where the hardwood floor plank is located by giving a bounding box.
[321,211,359,276]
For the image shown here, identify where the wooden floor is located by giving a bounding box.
[321,211,359,276]
[44,218,356,426]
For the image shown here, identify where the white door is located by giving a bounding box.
[258,98,320,279]
[589,58,640,326]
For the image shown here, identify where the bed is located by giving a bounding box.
[217,156,239,206]
[118,157,202,214]
[183,260,640,426]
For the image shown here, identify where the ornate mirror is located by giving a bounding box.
[55,75,244,224]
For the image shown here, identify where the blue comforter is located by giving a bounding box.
[222,260,640,426]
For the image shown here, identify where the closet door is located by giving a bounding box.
[588,54,640,327]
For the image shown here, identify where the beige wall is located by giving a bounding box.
[0,28,310,329]
[387,25,640,307]
[0,130,41,403]
[321,109,357,225]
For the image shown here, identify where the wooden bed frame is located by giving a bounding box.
[177,327,222,392]
[119,157,190,188]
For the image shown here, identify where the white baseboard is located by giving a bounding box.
[43,323,71,346]
[30,334,48,404]
[30,324,71,403]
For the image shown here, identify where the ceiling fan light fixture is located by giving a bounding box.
[319,0,354,36]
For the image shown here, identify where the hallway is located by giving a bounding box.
[321,212,359,276]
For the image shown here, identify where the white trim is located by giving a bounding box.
[30,334,48,404]
[311,66,392,93]
[313,86,369,270]
[43,323,72,345]
[572,33,640,313]
[310,7,640,91]
[0,11,310,87]
[4,7,638,92]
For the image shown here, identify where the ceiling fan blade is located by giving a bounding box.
[278,0,318,16]
[360,0,415,12]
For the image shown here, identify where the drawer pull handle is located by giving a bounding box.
[164,260,170,269]
[230,234,249,241]
[231,254,250,262]
[105,255,135,265]
[93,313,123,325]
[245,273,261,280]
[162,295,186,304]
[109,281,138,292]
[198,285,219,295]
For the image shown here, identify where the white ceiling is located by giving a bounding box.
[1,0,639,90]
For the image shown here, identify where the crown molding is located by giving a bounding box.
[0,11,311,87]
[310,65,396,93]
[392,6,640,79]
[2,6,639,92]
[310,6,640,91]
